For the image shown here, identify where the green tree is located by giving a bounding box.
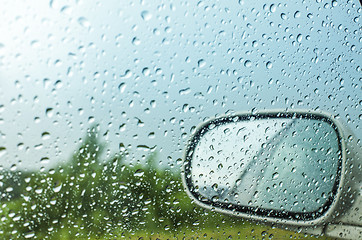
[0,126,243,239]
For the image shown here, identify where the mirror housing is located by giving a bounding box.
[182,110,361,238]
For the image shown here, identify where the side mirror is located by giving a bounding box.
[182,110,361,239]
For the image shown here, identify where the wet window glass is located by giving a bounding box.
[0,0,360,239]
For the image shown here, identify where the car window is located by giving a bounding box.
[0,0,360,239]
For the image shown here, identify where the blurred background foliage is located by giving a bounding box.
[0,127,246,239]
[0,127,330,239]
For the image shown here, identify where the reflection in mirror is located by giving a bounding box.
[190,117,340,214]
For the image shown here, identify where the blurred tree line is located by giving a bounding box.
[0,127,244,239]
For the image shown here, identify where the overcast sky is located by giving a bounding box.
[0,0,360,171]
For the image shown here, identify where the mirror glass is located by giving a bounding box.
[188,115,341,215]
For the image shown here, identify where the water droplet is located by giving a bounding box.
[134,169,145,177]
[141,10,152,21]
[34,144,43,150]
[266,61,272,69]
[198,59,206,68]
[270,4,276,13]
[40,157,50,164]
[192,220,200,226]
[0,146,6,157]
[272,172,279,180]
[294,11,301,18]
[150,100,156,108]
[49,0,58,8]
[54,59,62,67]
[88,116,95,123]
[179,88,191,95]
[54,80,63,89]
[132,37,141,46]
[148,132,155,139]
[296,34,303,43]
[142,67,150,76]
[10,164,17,171]
[53,183,62,192]
[35,188,43,194]
[46,108,54,118]
[119,123,126,132]
[30,40,40,48]
[43,78,51,89]
[24,231,35,238]
[244,60,251,67]
[118,82,127,93]
[41,132,51,140]
[78,17,90,28]
[60,5,72,15]
[120,69,132,79]
[136,118,144,127]
[182,104,189,113]
[137,145,150,151]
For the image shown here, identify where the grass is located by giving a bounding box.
[124,225,333,240]
[58,221,333,240]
